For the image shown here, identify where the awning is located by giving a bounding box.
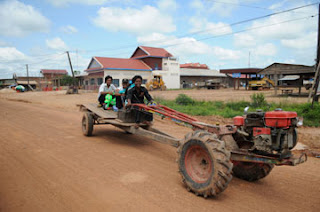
[17,80,38,85]
[278,75,300,81]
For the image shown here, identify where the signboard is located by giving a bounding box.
[232,73,241,78]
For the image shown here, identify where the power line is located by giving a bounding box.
[164,14,318,48]
[28,52,66,65]
[79,14,317,58]
[74,2,319,55]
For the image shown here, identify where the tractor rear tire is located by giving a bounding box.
[232,163,274,182]
[82,112,94,136]
[178,131,233,197]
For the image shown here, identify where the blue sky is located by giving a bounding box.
[0,0,318,78]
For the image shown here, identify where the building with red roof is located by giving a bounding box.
[84,46,180,89]
[180,63,209,69]
[39,69,68,89]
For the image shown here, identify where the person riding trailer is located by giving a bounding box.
[126,75,153,128]
[115,79,129,109]
[98,75,117,107]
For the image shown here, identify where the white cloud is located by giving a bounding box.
[0,40,8,47]
[137,33,241,61]
[189,17,232,36]
[189,0,204,11]
[157,0,177,12]
[233,33,256,47]
[208,0,239,17]
[232,1,317,66]
[0,0,50,37]
[268,0,289,10]
[60,25,78,34]
[254,43,277,56]
[211,46,242,60]
[93,5,176,35]
[284,59,296,64]
[189,0,240,17]
[0,47,90,78]
[46,37,68,51]
[0,47,27,61]
[46,0,115,7]
[281,32,317,49]
[0,47,29,78]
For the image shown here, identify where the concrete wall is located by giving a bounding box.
[152,57,180,89]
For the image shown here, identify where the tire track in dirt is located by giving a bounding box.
[0,99,319,212]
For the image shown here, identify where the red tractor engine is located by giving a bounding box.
[233,109,298,157]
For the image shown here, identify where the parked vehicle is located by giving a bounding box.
[146,75,166,91]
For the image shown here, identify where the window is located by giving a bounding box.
[142,79,147,84]
[90,78,95,85]
[85,80,88,85]
[113,79,119,87]
[154,63,158,70]
[97,78,103,85]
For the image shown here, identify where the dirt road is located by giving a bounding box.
[0,98,319,212]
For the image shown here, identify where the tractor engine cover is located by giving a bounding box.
[251,127,272,152]
[265,110,297,128]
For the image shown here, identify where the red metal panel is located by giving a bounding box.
[265,111,297,127]
[233,116,244,126]
[253,127,271,136]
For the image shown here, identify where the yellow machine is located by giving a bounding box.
[146,75,166,91]
[249,77,275,90]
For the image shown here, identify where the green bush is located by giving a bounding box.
[250,93,267,108]
[157,94,319,127]
[175,94,195,105]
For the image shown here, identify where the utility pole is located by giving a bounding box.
[311,4,320,107]
[26,64,30,90]
[66,51,78,94]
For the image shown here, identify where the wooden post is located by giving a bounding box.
[245,74,248,90]
[66,51,78,94]
[26,64,29,89]
[313,4,320,102]
[274,67,278,96]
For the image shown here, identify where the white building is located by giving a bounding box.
[84,46,180,89]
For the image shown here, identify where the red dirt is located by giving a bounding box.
[0,90,319,211]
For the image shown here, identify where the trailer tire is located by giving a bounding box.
[178,131,233,197]
[82,112,94,136]
[232,162,274,182]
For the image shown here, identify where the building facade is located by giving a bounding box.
[84,46,180,89]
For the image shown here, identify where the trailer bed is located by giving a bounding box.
[79,103,117,119]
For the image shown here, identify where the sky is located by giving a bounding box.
[0,0,318,78]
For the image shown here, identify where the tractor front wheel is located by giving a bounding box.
[178,131,233,197]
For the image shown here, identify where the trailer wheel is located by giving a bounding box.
[178,131,233,197]
[232,162,274,182]
[82,112,94,136]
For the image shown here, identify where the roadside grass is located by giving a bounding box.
[154,94,320,127]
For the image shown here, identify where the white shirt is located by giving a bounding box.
[98,83,116,97]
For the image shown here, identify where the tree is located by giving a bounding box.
[60,75,78,86]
